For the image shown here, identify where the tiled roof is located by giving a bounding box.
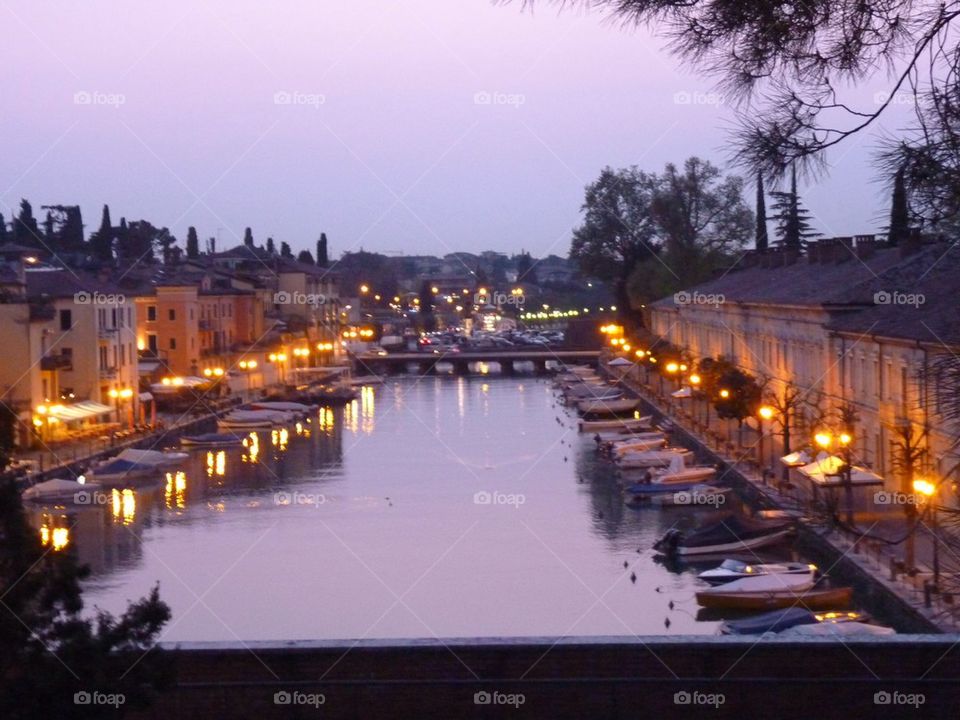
[25,268,124,298]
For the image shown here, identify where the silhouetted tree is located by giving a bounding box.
[266,237,276,255]
[887,167,911,246]
[186,227,199,258]
[418,279,436,331]
[769,166,819,249]
[0,214,8,244]
[755,172,769,252]
[89,205,113,261]
[280,241,292,258]
[297,249,314,264]
[515,251,537,284]
[12,200,40,247]
[316,233,329,267]
[243,227,254,247]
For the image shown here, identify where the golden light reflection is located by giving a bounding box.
[39,515,70,551]
[242,432,260,463]
[360,386,375,434]
[271,427,289,449]
[318,407,335,433]
[165,470,187,509]
[478,362,490,375]
[111,488,136,525]
[344,400,359,434]
[206,450,226,478]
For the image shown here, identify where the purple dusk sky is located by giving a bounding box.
[2,1,911,258]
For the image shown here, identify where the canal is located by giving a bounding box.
[32,373,825,641]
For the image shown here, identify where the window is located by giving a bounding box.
[148,334,158,353]
[147,305,157,322]
[59,309,72,331]
[170,338,177,350]
[168,308,176,321]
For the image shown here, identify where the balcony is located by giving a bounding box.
[98,326,118,338]
[99,366,118,379]
[40,354,72,371]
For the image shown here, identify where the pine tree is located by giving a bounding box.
[769,166,819,249]
[90,204,114,262]
[186,226,200,258]
[297,249,314,264]
[12,200,40,247]
[755,171,769,252]
[280,241,292,258]
[266,237,276,255]
[316,233,329,267]
[208,237,217,254]
[0,213,8,244]
[42,211,54,245]
[887,167,910,246]
[243,227,254,247]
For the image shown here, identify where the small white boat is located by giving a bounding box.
[346,375,385,386]
[611,434,669,454]
[218,409,290,429]
[250,401,314,414]
[616,448,693,469]
[180,432,246,447]
[114,448,189,467]
[86,458,158,486]
[778,621,895,637]
[22,478,103,503]
[579,416,653,432]
[578,398,641,415]
[699,559,816,585]
[653,466,717,484]
[699,570,816,595]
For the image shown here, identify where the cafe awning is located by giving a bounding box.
[607,357,634,367]
[48,400,113,421]
[798,453,884,486]
[671,386,692,399]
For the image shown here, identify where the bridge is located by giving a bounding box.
[352,349,600,375]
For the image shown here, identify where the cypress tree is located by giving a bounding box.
[13,200,40,247]
[90,204,114,262]
[316,233,329,267]
[280,241,292,258]
[243,227,254,247]
[755,171,769,252]
[887,167,910,246]
[266,237,276,255]
[186,227,200,258]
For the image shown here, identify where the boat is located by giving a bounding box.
[654,514,795,556]
[346,375,386,386]
[699,570,816,595]
[696,584,853,611]
[652,465,717,485]
[114,448,189,467]
[565,387,623,401]
[249,401,315,414]
[180,432,247,447]
[778,621,895,637]
[652,485,731,507]
[615,448,693,469]
[578,398,641,415]
[579,417,653,432]
[22,478,103,503]
[85,458,159,486]
[609,433,669,454]
[218,409,290,429]
[699,559,817,585]
[720,608,861,635]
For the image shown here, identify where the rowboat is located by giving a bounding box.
[84,458,159,487]
[579,417,653,432]
[652,466,717,484]
[654,515,795,556]
[218,409,290,429]
[609,433,669,454]
[652,485,731,507]
[696,585,853,611]
[699,559,817,585]
[615,448,693,469]
[114,448,189,467]
[721,609,863,635]
[565,387,622,401]
[578,398,641,415]
[249,401,314,414]
[180,432,246,447]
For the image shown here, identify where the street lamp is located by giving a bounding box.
[913,478,939,587]
[815,430,855,524]
[757,405,775,478]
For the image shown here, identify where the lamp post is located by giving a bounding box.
[913,478,939,588]
[815,430,854,525]
[689,373,702,426]
[757,405,775,478]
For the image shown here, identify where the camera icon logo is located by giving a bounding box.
[474,691,491,705]
[274,690,292,705]
[73,691,91,705]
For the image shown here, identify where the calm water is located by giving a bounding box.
[32,374,789,641]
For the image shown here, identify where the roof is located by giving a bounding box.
[25,268,124,299]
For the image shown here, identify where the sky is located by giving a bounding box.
[1,0,914,260]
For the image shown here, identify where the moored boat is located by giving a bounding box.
[652,484,730,507]
[699,559,817,585]
[720,608,862,635]
[654,514,795,556]
[22,478,103,503]
[579,416,653,432]
[577,398,641,415]
[180,432,246,447]
[84,458,159,487]
[696,585,854,611]
[114,448,189,467]
[698,569,816,595]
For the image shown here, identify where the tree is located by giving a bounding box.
[89,205,113,262]
[186,227,200,258]
[156,228,176,265]
[316,233,329,267]
[297,249,314,264]
[116,220,160,263]
[243,227,254,247]
[12,200,40,247]
[418,280,436,331]
[280,241,292,258]
[571,166,658,325]
[769,166,819,249]
[266,237,276,255]
[755,172,769,252]
[0,479,172,719]
[887,167,911,246]
[713,367,762,445]
[515,251,537,284]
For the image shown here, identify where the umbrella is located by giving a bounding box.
[607,357,634,367]
[671,387,692,399]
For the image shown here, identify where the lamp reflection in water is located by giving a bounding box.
[242,432,260,463]
[165,470,187,509]
[206,450,226,478]
[111,488,136,525]
[360,386,375,434]
[39,514,70,551]
[271,427,289,450]
[344,401,359,434]
[318,407,335,433]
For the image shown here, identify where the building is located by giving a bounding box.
[649,235,959,495]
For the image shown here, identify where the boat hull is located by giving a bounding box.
[675,527,794,555]
[696,586,853,611]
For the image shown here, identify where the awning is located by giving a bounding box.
[607,357,634,367]
[48,400,114,421]
[781,449,813,467]
[798,453,884,486]
[671,387,692,399]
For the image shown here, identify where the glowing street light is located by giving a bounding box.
[360,284,369,294]
[758,405,774,421]
[719,389,730,399]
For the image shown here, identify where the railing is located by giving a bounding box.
[99,366,118,379]
[40,354,72,371]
